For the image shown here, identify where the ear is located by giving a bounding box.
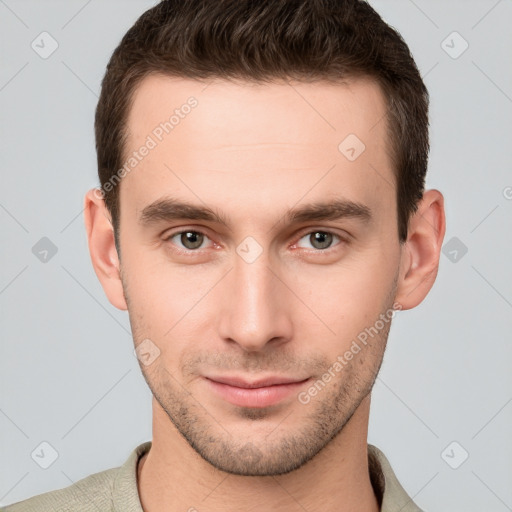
[395,189,446,310]
[83,188,128,311]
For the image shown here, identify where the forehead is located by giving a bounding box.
[121,75,394,226]
[125,74,389,152]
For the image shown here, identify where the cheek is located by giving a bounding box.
[290,249,397,346]
[122,255,216,369]
[121,254,181,337]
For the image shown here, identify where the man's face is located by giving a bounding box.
[118,75,402,475]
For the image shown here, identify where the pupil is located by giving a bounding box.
[311,232,332,249]
[182,231,203,249]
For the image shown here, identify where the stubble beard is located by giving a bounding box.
[124,270,397,476]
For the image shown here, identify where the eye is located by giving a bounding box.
[164,230,212,251]
[162,228,346,256]
[295,230,343,251]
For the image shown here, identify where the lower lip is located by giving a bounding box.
[205,378,309,408]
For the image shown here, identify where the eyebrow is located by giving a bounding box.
[139,196,372,229]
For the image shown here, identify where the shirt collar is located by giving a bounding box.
[368,444,424,511]
[113,441,423,512]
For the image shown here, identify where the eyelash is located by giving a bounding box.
[162,228,348,256]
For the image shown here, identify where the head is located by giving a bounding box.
[85,0,445,476]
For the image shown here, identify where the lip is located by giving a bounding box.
[204,375,310,408]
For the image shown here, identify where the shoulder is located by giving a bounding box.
[1,467,119,512]
[368,444,425,512]
[2,441,151,512]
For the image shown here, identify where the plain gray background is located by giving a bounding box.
[1,0,511,510]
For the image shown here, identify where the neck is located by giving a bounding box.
[138,395,379,512]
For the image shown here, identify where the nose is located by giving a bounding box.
[217,247,293,353]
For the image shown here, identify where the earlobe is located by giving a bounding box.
[83,189,128,311]
[395,189,446,310]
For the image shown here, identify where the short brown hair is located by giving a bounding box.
[95,0,429,246]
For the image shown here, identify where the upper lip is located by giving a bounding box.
[205,375,310,389]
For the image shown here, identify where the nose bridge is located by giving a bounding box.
[218,243,292,352]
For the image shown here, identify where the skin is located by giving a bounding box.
[84,75,445,512]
